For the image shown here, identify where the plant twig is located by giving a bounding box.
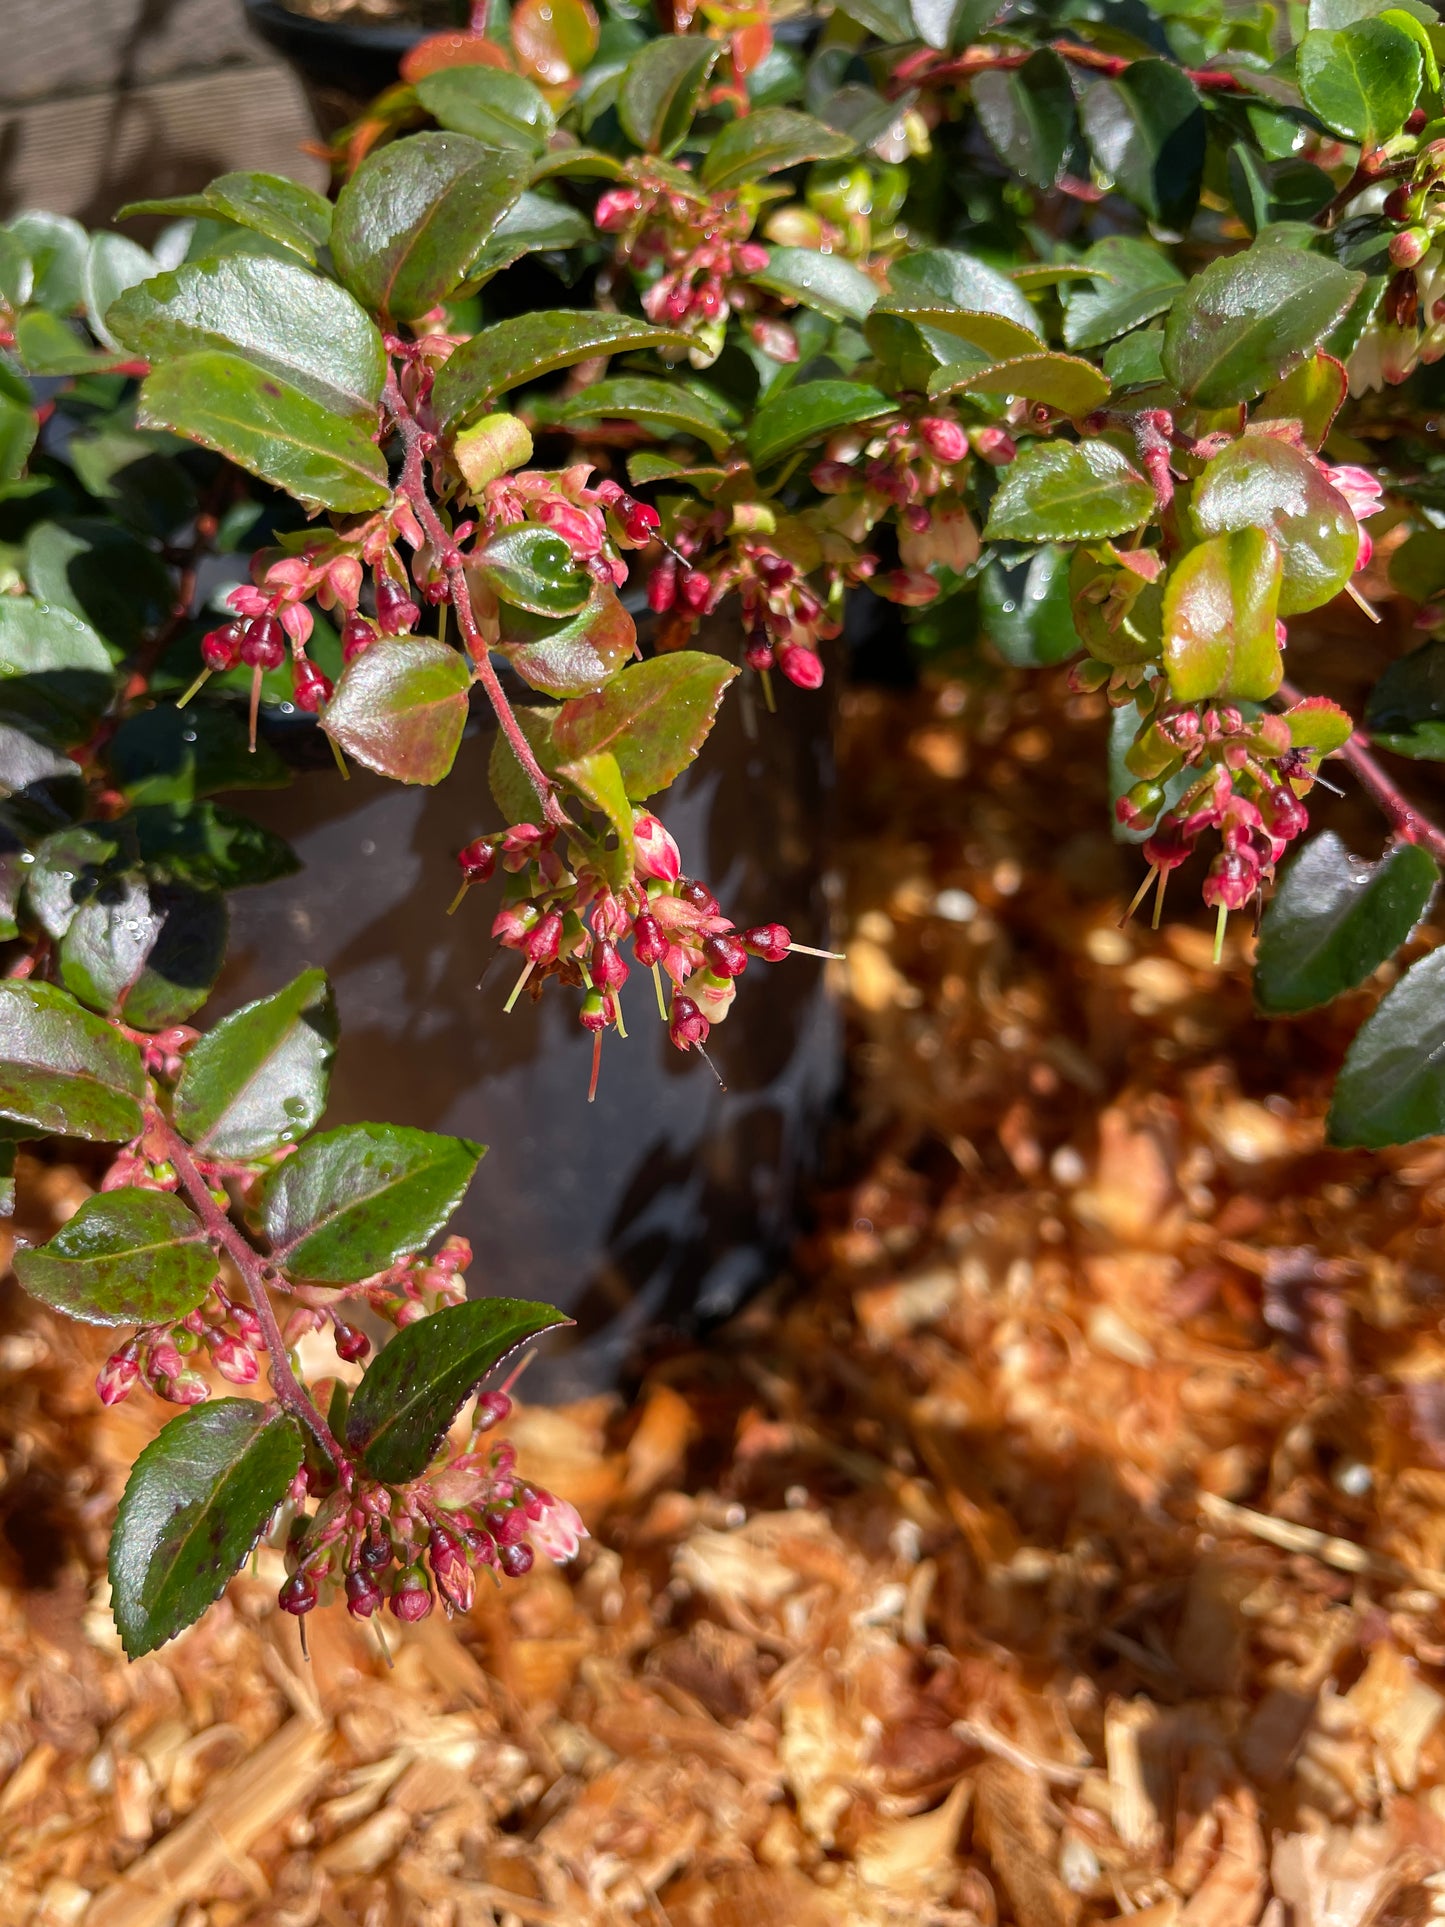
[1278,676,1445,866]
[382,372,569,831]
[158,1117,356,1486]
[893,39,1249,95]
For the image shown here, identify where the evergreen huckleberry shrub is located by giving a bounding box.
[2,0,1445,1653]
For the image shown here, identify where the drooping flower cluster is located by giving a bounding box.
[595,173,769,360]
[96,1284,263,1408]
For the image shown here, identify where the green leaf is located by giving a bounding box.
[7,212,87,312]
[133,803,299,892]
[0,229,33,310]
[0,722,85,836]
[1328,947,1445,1146]
[1364,638,1445,757]
[553,377,732,455]
[557,747,635,879]
[16,1188,215,1326]
[911,0,997,53]
[983,441,1155,543]
[1162,244,1364,408]
[0,596,114,745]
[979,546,1081,666]
[14,308,123,377]
[320,638,471,785]
[1162,528,1284,702]
[834,0,912,37]
[345,1297,570,1483]
[972,49,1076,191]
[1191,435,1359,616]
[619,36,719,154]
[59,877,227,1029]
[23,517,173,656]
[465,192,592,284]
[82,235,156,351]
[888,246,1039,334]
[333,133,530,320]
[1298,20,1423,146]
[1255,351,1348,447]
[123,173,333,266]
[110,1401,304,1659]
[469,525,591,616]
[1062,237,1185,352]
[432,312,691,431]
[415,67,556,151]
[172,968,336,1160]
[0,979,145,1141]
[106,253,386,421]
[701,109,854,193]
[262,1122,484,1283]
[1391,530,1445,604]
[874,304,1042,361]
[0,1143,16,1219]
[1079,60,1206,230]
[137,352,390,515]
[550,651,738,797]
[498,582,637,697]
[1227,148,1336,236]
[109,704,289,806]
[0,366,36,486]
[930,351,1111,415]
[1070,548,1165,666]
[1104,327,1169,394]
[24,824,119,941]
[747,378,892,469]
[1256,831,1437,1014]
[748,247,879,323]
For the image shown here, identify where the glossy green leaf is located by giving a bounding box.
[0,366,36,486]
[137,352,389,515]
[24,824,119,941]
[1228,148,1336,236]
[973,49,1076,191]
[700,109,853,192]
[7,212,87,312]
[888,246,1039,333]
[875,304,1042,361]
[1191,435,1358,615]
[332,133,530,320]
[416,67,556,151]
[619,36,718,153]
[748,246,878,323]
[106,253,386,421]
[1070,548,1165,666]
[82,234,156,351]
[1256,831,1437,1014]
[433,311,691,430]
[0,979,145,1141]
[1104,327,1169,394]
[0,596,113,745]
[1080,60,1205,230]
[0,228,34,309]
[911,0,997,52]
[498,582,637,696]
[550,651,738,798]
[1162,244,1363,408]
[109,704,289,806]
[14,308,122,377]
[1298,20,1423,146]
[1328,946,1445,1146]
[262,1122,484,1283]
[346,1297,570,1483]
[133,803,299,892]
[1392,530,1445,604]
[979,546,1082,667]
[553,377,732,455]
[123,173,333,265]
[15,1188,214,1326]
[931,351,1110,415]
[465,192,592,284]
[747,378,892,469]
[0,722,85,836]
[173,969,336,1160]
[110,1401,304,1659]
[1062,237,1185,352]
[1364,638,1445,757]
[59,877,227,1029]
[1162,528,1284,702]
[1255,351,1347,447]
[983,441,1155,543]
[23,516,172,656]
[469,525,592,616]
[321,638,471,785]
[557,748,635,879]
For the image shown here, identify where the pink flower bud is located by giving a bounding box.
[735,242,769,274]
[149,1341,185,1382]
[632,911,667,967]
[1202,849,1258,912]
[679,569,712,613]
[749,317,799,362]
[213,1337,258,1385]
[279,601,314,645]
[390,1566,434,1621]
[525,909,563,965]
[341,612,377,661]
[648,557,677,613]
[633,813,681,883]
[810,460,856,494]
[96,1345,140,1407]
[595,186,644,232]
[167,1370,210,1406]
[668,994,710,1052]
[537,498,604,558]
[777,641,826,689]
[528,1495,587,1563]
[918,416,967,463]
[474,1390,513,1432]
[376,578,418,636]
[592,938,629,991]
[742,922,791,962]
[345,1568,384,1617]
[201,622,244,671]
[291,661,332,713]
[971,426,1017,466]
[239,614,285,670]
[620,497,660,542]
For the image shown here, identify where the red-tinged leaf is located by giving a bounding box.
[469,524,591,616]
[549,652,737,799]
[498,583,636,697]
[15,1188,214,1326]
[1162,528,1284,703]
[512,0,598,85]
[1254,352,1347,449]
[320,639,472,784]
[432,312,692,431]
[1281,694,1354,758]
[1191,435,1358,616]
[0,980,146,1142]
[110,1401,304,1658]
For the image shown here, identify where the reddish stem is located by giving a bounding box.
[1278,677,1445,866]
[158,1117,355,1486]
[893,39,1248,96]
[383,372,569,832]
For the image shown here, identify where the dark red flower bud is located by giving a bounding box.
[389,1565,434,1621]
[525,909,563,965]
[498,1541,535,1578]
[703,932,749,978]
[201,621,244,671]
[579,987,608,1032]
[341,612,377,661]
[745,639,775,672]
[668,994,709,1052]
[679,569,712,613]
[742,923,791,962]
[621,497,660,541]
[474,1390,512,1432]
[345,1568,384,1617]
[279,1571,317,1616]
[292,661,332,713]
[678,878,719,914]
[375,577,419,636]
[334,1321,370,1363]
[485,1504,529,1547]
[777,642,825,690]
[592,938,629,991]
[458,838,496,885]
[360,1533,394,1572]
[648,558,677,613]
[632,911,666,967]
[240,614,285,671]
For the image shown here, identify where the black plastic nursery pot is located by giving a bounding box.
[217,636,841,1399]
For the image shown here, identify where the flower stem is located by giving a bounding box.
[158,1117,355,1487]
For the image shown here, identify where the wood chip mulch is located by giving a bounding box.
[3,661,1445,1927]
